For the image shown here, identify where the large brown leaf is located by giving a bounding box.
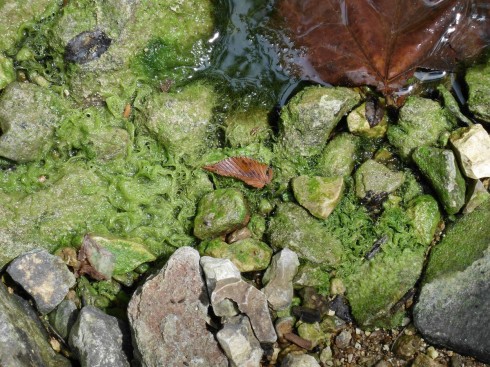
[278,0,489,94]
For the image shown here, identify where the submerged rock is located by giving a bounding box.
[127,247,227,366]
[0,282,71,367]
[412,147,466,215]
[69,305,129,367]
[316,133,359,178]
[450,124,490,179]
[354,160,405,199]
[7,249,76,314]
[225,108,272,147]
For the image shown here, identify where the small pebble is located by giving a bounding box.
[355,342,361,349]
[335,330,352,349]
[427,346,439,359]
[327,310,336,316]
[347,354,353,363]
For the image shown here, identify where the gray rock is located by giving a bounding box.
[281,353,321,367]
[69,305,129,367]
[128,247,228,367]
[262,249,300,310]
[212,278,277,343]
[217,315,263,367]
[0,282,71,367]
[355,160,405,199]
[48,299,79,340]
[335,330,352,349]
[7,249,76,314]
[463,180,490,214]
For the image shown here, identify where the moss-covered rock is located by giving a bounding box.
[297,322,328,348]
[194,188,249,240]
[292,175,344,220]
[387,97,452,159]
[412,147,466,215]
[268,203,343,266]
[347,102,388,138]
[225,108,272,147]
[293,263,330,294]
[406,195,441,246]
[0,54,15,90]
[354,160,405,199]
[278,86,361,157]
[466,58,490,123]
[316,133,359,178]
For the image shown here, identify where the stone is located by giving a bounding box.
[225,108,272,147]
[450,124,490,179]
[268,203,343,265]
[48,300,79,340]
[347,102,388,138]
[466,58,490,123]
[355,160,405,199]
[387,96,452,159]
[335,330,352,349]
[0,54,14,89]
[227,227,252,243]
[406,195,441,245]
[316,133,359,178]
[437,85,472,125]
[292,175,345,219]
[0,282,71,367]
[463,180,490,214]
[194,188,250,240]
[281,353,321,367]
[411,354,444,367]
[297,322,327,348]
[217,315,263,367]
[330,278,346,295]
[7,249,76,314]
[199,238,272,272]
[262,248,300,310]
[0,82,64,162]
[279,86,361,157]
[414,200,490,364]
[128,247,227,366]
[200,256,241,317]
[413,147,466,215]
[392,334,422,360]
[275,317,294,340]
[69,305,129,367]
[212,278,277,343]
[293,263,330,292]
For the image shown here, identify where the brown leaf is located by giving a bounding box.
[203,156,273,188]
[278,0,489,94]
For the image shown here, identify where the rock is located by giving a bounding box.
[330,278,346,295]
[199,238,272,272]
[0,281,71,367]
[69,305,129,367]
[335,330,352,349]
[387,96,452,159]
[450,124,490,179]
[316,133,359,178]
[281,353,321,367]
[200,256,241,317]
[65,30,112,64]
[293,263,330,291]
[0,54,14,89]
[319,347,333,365]
[268,203,343,265]
[411,353,444,367]
[87,127,130,161]
[225,108,272,147]
[279,86,361,157]
[227,227,252,243]
[463,179,490,214]
[328,295,353,323]
[275,317,294,340]
[217,315,263,367]
[48,300,79,340]
[194,188,250,240]
[78,235,116,280]
[262,248,300,310]
[466,59,490,123]
[406,195,441,245]
[412,147,466,214]
[0,82,64,162]
[355,160,405,199]
[292,175,345,219]
[7,249,76,314]
[347,102,388,138]
[392,334,422,360]
[414,200,490,364]
[128,247,227,366]
[212,278,277,343]
[297,322,327,348]
[437,85,472,125]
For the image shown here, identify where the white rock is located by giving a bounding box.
[450,124,490,179]
[281,353,321,367]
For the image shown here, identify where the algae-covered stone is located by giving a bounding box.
[194,188,249,240]
[387,96,452,159]
[89,127,130,161]
[225,108,272,147]
[292,175,345,220]
[199,238,272,272]
[138,83,217,158]
[0,54,15,90]
[316,133,359,178]
[268,203,343,266]
[279,86,361,157]
[406,195,441,246]
[466,59,490,123]
[412,147,466,215]
[293,263,330,293]
[354,160,405,199]
[0,82,64,162]
[297,322,328,348]
[347,102,388,138]
[437,85,472,125]
[464,180,490,214]
[450,124,490,179]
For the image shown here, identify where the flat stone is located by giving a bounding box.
[48,299,79,340]
[69,305,129,367]
[0,282,71,367]
[450,124,490,179]
[355,160,405,199]
[262,249,300,310]
[7,249,76,314]
[217,315,263,367]
[128,247,227,366]
[281,353,321,367]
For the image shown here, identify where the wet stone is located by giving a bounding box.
[65,30,112,64]
[406,195,441,245]
[316,133,359,178]
[69,305,129,367]
[450,124,490,179]
[128,247,228,366]
[7,249,76,314]
[347,102,388,138]
[281,353,321,367]
[355,160,405,199]
[48,299,79,340]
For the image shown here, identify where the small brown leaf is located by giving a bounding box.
[203,156,273,189]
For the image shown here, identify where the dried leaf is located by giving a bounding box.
[278,0,489,94]
[203,156,273,188]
